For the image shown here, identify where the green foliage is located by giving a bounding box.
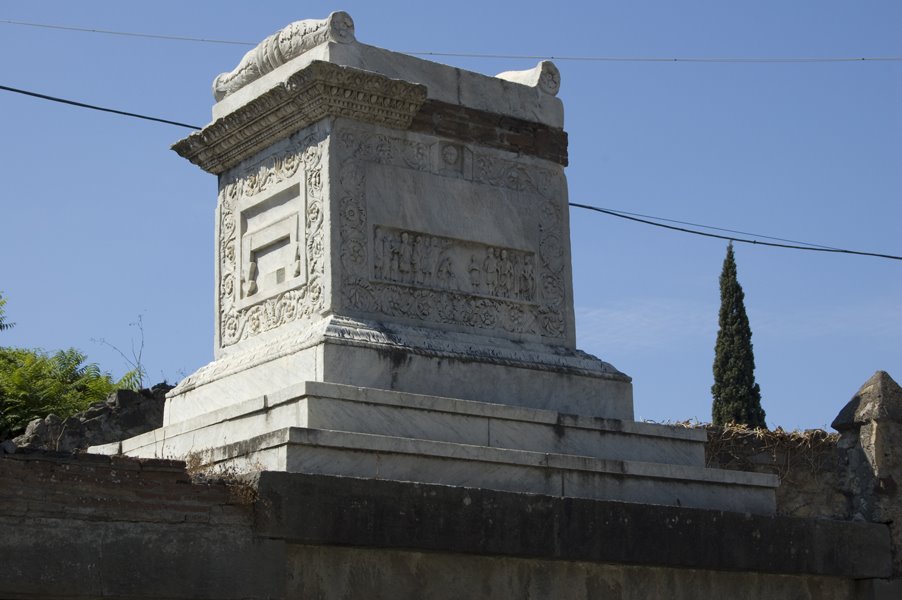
[0,292,13,332]
[711,243,766,429]
[0,346,140,434]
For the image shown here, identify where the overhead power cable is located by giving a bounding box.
[0,84,201,130]
[0,18,255,46]
[0,82,897,262]
[569,203,902,261]
[590,207,841,250]
[406,52,902,63]
[2,19,901,63]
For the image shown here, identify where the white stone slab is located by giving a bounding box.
[196,427,777,514]
[114,380,693,465]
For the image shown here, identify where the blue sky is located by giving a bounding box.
[1,1,899,430]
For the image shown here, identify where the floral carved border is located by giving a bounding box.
[217,131,327,348]
[336,127,568,341]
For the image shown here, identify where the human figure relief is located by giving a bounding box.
[380,232,392,279]
[419,237,435,286]
[412,235,424,284]
[468,253,482,292]
[388,234,401,281]
[482,248,498,296]
[373,230,385,279]
[499,249,514,298]
[436,254,458,290]
[398,232,413,283]
[520,256,535,300]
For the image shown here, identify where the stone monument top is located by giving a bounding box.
[202,11,563,127]
[209,11,559,106]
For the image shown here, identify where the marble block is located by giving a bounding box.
[89,381,776,514]
[166,11,630,422]
[97,381,695,466]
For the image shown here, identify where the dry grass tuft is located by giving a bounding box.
[184,451,261,505]
[704,423,839,482]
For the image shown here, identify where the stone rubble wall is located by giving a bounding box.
[705,371,902,580]
[704,425,847,519]
[9,383,172,453]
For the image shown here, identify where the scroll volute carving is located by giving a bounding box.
[213,11,356,101]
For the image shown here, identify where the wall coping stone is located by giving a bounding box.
[254,470,892,579]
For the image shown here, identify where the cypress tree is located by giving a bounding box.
[711,243,766,428]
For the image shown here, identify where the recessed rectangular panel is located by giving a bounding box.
[366,164,534,251]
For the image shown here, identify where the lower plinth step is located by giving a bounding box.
[101,421,777,514]
[205,427,778,514]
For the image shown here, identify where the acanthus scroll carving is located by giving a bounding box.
[218,131,326,348]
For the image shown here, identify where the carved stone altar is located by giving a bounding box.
[91,12,778,514]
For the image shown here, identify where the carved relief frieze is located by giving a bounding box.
[217,131,327,348]
[337,127,568,340]
[373,226,536,303]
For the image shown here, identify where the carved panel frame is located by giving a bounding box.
[217,130,327,349]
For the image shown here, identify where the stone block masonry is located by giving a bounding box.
[0,450,894,600]
[0,450,282,600]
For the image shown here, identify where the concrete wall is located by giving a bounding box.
[1,449,896,600]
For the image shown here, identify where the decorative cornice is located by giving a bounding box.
[173,61,428,175]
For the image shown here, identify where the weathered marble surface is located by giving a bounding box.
[169,103,628,420]
[95,12,790,517]
[163,318,631,423]
[91,381,776,514]
[208,427,776,514]
[496,60,561,95]
[213,11,356,101]
[98,381,694,465]
[204,120,579,353]
[211,41,564,128]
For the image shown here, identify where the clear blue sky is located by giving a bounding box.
[1,1,899,430]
